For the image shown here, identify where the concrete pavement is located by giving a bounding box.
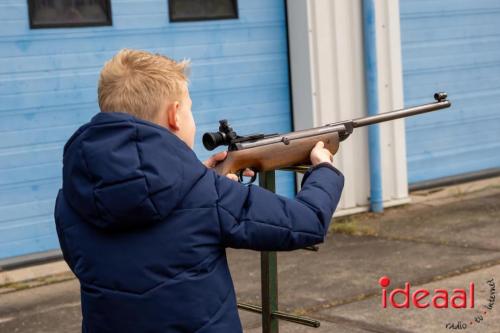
[1,178,499,332]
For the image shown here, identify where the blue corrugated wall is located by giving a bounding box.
[400,0,500,184]
[0,0,293,259]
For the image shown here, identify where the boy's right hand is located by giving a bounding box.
[310,141,334,166]
[203,151,254,181]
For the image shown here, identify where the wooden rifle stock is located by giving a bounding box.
[214,132,340,175]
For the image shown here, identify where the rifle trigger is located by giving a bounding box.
[237,169,257,185]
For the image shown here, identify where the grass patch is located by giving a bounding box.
[330,215,378,236]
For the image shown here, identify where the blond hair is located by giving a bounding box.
[98,49,190,122]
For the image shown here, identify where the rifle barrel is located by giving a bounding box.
[352,99,451,128]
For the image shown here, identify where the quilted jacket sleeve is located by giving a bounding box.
[215,163,344,251]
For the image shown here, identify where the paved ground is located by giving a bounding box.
[1,179,499,332]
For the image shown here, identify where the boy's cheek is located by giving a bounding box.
[191,117,196,140]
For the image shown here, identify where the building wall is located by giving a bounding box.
[400,0,500,184]
[287,0,409,215]
[0,0,293,260]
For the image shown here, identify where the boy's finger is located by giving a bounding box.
[212,151,227,162]
[226,173,238,181]
[315,141,324,149]
[242,168,255,177]
[203,151,227,168]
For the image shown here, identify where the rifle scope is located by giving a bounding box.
[202,119,238,151]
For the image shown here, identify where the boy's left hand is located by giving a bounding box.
[203,151,255,181]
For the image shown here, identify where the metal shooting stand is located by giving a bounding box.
[237,168,321,333]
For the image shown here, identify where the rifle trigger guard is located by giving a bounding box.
[237,169,257,185]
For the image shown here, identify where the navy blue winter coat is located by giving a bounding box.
[54,112,344,333]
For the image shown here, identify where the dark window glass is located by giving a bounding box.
[28,0,112,28]
[169,0,238,22]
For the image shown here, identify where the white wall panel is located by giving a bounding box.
[287,0,409,214]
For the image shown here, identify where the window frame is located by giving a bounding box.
[168,0,238,23]
[27,0,113,29]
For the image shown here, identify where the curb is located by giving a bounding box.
[0,261,72,292]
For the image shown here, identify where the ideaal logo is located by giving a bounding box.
[378,276,496,330]
[379,276,474,309]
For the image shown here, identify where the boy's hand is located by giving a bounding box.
[203,151,255,181]
[310,141,334,166]
[203,151,228,169]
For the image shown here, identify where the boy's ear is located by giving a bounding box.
[166,101,180,131]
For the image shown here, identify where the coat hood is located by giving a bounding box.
[61,112,206,229]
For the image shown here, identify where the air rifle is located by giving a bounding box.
[203,92,451,181]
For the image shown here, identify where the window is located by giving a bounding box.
[28,0,112,29]
[169,0,238,22]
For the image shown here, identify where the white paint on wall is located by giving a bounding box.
[287,0,409,212]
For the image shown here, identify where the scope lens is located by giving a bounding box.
[202,132,224,151]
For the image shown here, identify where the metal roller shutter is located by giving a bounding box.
[400,0,500,184]
[0,0,293,260]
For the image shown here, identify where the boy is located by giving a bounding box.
[54,49,344,332]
